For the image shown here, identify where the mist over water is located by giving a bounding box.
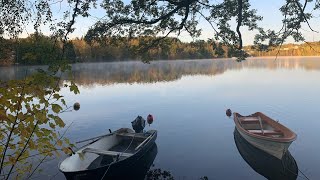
[1,57,320,179]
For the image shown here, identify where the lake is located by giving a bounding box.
[1,57,320,179]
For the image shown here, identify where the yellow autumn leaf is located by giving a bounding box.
[52,104,62,113]
[57,140,62,146]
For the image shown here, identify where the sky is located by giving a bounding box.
[22,0,320,45]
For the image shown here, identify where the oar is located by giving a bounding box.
[135,131,155,150]
[76,129,113,144]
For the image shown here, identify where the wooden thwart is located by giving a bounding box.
[258,116,264,135]
[239,117,259,121]
[239,117,261,124]
[247,130,283,135]
[82,148,133,157]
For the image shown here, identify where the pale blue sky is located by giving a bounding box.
[22,0,320,45]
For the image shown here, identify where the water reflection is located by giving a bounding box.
[234,128,298,180]
[1,57,320,86]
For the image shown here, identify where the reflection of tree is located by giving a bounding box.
[146,168,175,180]
[1,58,320,86]
[146,168,208,180]
[69,58,320,86]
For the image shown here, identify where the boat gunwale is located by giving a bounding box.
[233,112,297,143]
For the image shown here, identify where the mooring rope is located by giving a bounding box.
[298,169,310,180]
[281,154,310,180]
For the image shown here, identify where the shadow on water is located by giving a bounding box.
[234,128,298,180]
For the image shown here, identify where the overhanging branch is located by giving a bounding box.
[236,0,243,50]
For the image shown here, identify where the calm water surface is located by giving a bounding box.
[1,57,320,179]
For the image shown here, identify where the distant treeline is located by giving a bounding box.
[0,34,76,66]
[0,34,221,65]
[244,42,320,57]
[1,34,320,66]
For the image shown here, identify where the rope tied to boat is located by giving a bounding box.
[281,152,310,180]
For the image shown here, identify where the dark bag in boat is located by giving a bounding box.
[131,115,146,133]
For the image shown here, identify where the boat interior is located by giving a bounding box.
[237,115,284,138]
[59,129,155,172]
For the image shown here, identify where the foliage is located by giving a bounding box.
[16,33,61,65]
[245,42,320,56]
[146,168,209,180]
[1,1,320,178]
[2,0,320,62]
[0,0,88,179]
[146,168,175,180]
[84,0,320,61]
[254,0,320,51]
[80,36,218,62]
[0,68,79,179]
[0,38,14,65]
[84,0,262,60]
[3,34,320,66]
[0,0,53,37]
[2,35,221,65]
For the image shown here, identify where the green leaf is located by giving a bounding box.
[36,112,47,122]
[70,83,80,94]
[49,122,55,129]
[53,93,63,100]
[52,104,62,113]
[57,140,62,146]
[54,116,65,127]
[64,137,70,145]
[61,99,66,106]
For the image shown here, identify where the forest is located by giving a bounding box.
[1,34,320,66]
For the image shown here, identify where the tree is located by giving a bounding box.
[15,33,62,65]
[1,0,320,178]
[0,0,93,179]
[64,42,77,62]
[0,38,14,65]
[0,70,79,179]
[212,41,226,58]
[85,0,319,61]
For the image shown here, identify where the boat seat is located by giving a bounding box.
[247,130,283,135]
[239,117,259,121]
[82,148,133,157]
[241,120,260,124]
[239,117,264,124]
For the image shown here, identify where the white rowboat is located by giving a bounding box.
[233,112,296,159]
[59,128,157,179]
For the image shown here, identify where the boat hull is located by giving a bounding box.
[233,112,296,159]
[234,128,298,180]
[60,130,157,180]
[235,125,292,159]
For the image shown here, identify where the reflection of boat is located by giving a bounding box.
[233,112,297,159]
[234,128,298,180]
[59,128,157,179]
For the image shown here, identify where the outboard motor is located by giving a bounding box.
[131,116,146,133]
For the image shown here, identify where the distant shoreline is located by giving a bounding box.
[1,56,320,68]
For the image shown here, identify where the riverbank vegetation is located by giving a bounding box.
[1,0,320,178]
[1,34,320,66]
